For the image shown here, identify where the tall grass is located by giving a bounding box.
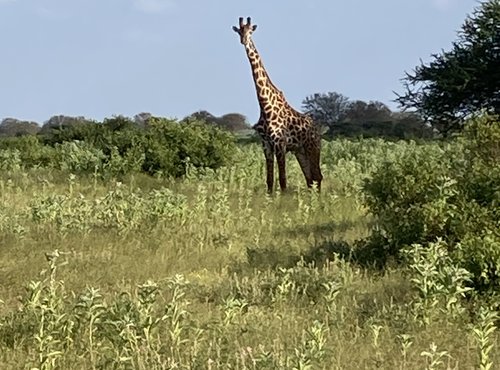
[0,139,497,369]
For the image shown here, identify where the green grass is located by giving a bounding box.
[0,139,498,369]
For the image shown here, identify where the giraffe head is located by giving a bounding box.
[232,17,257,46]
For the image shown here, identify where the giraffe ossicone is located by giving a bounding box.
[233,17,323,193]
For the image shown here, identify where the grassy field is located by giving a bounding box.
[0,139,498,369]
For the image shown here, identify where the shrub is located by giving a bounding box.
[54,141,106,174]
[143,117,235,177]
[363,115,500,292]
[401,240,473,325]
[0,149,22,171]
[1,115,236,179]
[0,135,55,168]
[363,143,459,250]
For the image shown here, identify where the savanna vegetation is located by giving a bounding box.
[0,1,499,369]
[0,113,499,369]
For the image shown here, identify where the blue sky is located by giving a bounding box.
[0,0,477,124]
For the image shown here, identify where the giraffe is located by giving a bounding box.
[233,17,323,193]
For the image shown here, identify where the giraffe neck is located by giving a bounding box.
[244,38,289,113]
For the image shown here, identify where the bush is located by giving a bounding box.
[54,141,106,174]
[1,115,236,179]
[143,117,235,177]
[0,135,55,168]
[363,144,459,249]
[0,149,22,171]
[363,115,500,292]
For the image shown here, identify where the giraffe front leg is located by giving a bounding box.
[276,149,287,192]
[263,144,274,193]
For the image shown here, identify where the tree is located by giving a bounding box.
[301,92,350,130]
[343,100,392,123]
[0,118,40,136]
[340,100,393,137]
[391,112,435,139]
[217,113,249,132]
[182,111,249,132]
[302,93,434,139]
[103,115,137,131]
[396,0,500,135]
[134,112,152,127]
[183,110,219,126]
[40,115,90,134]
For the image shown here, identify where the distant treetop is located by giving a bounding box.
[0,118,40,137]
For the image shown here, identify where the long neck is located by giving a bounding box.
[244,38,288,112]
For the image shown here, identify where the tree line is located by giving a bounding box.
[0,101,433,141]
[302,93,434,139]
[0,112,250,138]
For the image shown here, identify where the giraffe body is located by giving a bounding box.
[233,17,322,192]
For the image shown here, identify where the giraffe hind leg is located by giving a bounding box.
[310,145,323,191]
[294,150,313,188]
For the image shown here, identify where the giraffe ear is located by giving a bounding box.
[232,26,240,33]
[252,25,258,31]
